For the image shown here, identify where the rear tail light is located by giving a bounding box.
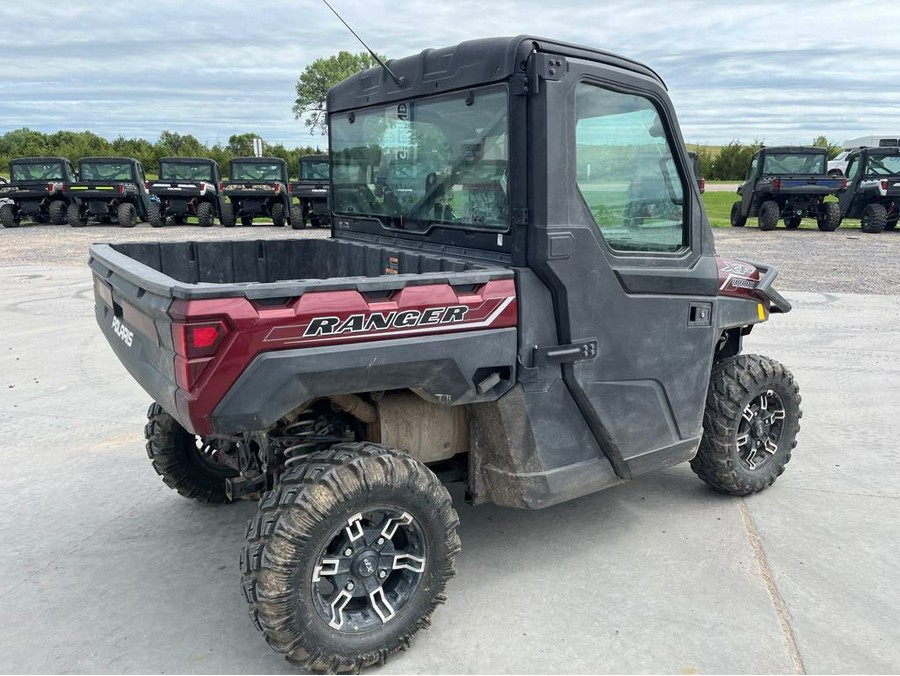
[773,178,781,190]
[274,183,281,194]
[698,178,706,194]
[882,180,889,191]
[172,319,230,390]
[842,178,848,190]
[116,184,125,196]
[47,183,55,193]
[218,181,225,191]
[199,181,207,193]
[288,183,294,194]
[145,181,150,190]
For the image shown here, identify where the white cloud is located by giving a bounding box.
[0,0,897,146]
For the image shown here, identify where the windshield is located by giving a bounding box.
[300,158,330,180]
[160,161,213,181]
[11,162,64,181]
[762,153,825,175]
[330,84,509,232]
[232,162,283,181]
[80,162,133,181]
[864,154,900,176]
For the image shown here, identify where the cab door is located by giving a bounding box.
[741,154,760,215]
[527,54,720,478]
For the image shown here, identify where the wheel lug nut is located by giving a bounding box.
[344,548,353,556]
[346,581,355,591]
[377,537,385,546]
[378,570,387,579]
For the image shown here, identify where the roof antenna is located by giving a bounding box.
[322,0,406,87]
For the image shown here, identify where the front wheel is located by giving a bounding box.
[144,403,238,503]
[241,443,460,673]
[691,355,801,496]
[729,202,746,227]
[148,201,165,228]
[196,201,214,227]
[67,202,86,227]
[290,205,305,229]
[271,202,285,227]
[757,200,780,231]
[221,202,235,227]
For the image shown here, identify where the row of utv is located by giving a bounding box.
[0,154,331,229]
[730,145,900,233]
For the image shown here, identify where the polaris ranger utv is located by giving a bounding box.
[289,153,331,229]
[731,146,845,231]
[220,157,293,227]
[66,157,152,227]
[0,157,77,227]
[148,157,225,227]
[88,36,801,674]
[835,146,900,233]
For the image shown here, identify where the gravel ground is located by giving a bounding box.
[0,222,897,294]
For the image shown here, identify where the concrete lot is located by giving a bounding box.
[0,229,898,674]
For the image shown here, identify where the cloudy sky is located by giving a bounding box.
[1,0,897,148]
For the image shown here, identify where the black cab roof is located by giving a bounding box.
[10,156,71,165]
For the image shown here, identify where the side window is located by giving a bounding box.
[845,156,859,180]
[575,82,686,253]
[747,156,758,180]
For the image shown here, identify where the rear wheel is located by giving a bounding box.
[817,202,841,231]
[757,200,780,231]
[67,202,86,227]
[0,203,19,228]
[241,443,459,673]
[290,205,305,229]
[861,203,887,233]
[117,202,137,228]
[691,355,801,496]
[148,201,165,228]
[730,202,746,227]
[221,202,235,227]
[144,403,238,503]
[241,216,254,226]
[197,201,214,227]
[48,199,67,225]
[271,202,285,227]
[783,215,802,229]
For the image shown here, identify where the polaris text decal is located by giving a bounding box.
[303,305,469,337]
[111,316,134,347]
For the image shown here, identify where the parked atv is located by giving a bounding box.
[834,147,900,233]
[88,36,802,674]
[220,157,293,227]
[147,157,226,227]
[66,157,152,227]
[0,157,77,228]
[289,154,331,228]
[731,146,845,231]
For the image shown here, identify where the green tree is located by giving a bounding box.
[711,140,764,180]
[812,134,841,160]
[292,51,381,135]
[226,132,266,158]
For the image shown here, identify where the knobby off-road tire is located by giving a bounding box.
[290,205,305,229]
[118,202,137,228]
[730,202,747,227]
[221,202,235,227]
[148,201,165,228]
[144,402,238,503]
[817,201,841,232]
[197,201,214,227]
[241,442,460,674]
[691,355,801,496]
[0,203,19,228]
[67,202,86,227]
[48,199,67,225]
[861,203,887,234]
[757,200,780,231]
[271,202,286,227]
[783,215,802,229]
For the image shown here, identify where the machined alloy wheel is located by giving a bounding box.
[691,354,801,496]
[242,443,459,673]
